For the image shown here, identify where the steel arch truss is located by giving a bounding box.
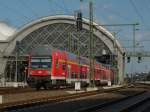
[13,23,111,56]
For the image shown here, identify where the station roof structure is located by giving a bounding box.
[0,15,124,85]
[0,15,123,56]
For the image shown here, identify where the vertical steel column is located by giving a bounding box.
[89,0,94,86]
[15,41,20,82]
[68,32,71,52]
[15,52,18,82]
[92,32,95,85]
[123,52,126,84]
[132,24,136,83]
[77,32,80,81]
[113,32,117,85]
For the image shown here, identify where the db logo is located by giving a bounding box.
[38,71,42,74]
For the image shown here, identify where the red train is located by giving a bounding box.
[27,50,115,90]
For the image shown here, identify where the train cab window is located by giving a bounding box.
[31,59,41,68]
[31,57,51,69]
[41,59,51,68]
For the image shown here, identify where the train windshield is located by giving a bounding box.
[31,57,52,69]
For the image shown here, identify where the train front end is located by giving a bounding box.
[27,56,52,89]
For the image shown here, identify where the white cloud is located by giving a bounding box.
[0,22,16,40]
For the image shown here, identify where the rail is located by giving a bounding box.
[77,91,149,112]
[0,86,125,111]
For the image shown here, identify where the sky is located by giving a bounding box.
[0,0,150,74]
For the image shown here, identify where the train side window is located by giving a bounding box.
[82,74,84,79]
[74,73,77,78]
[72,72,75,78]
[80,74,84,79]
[84,73,86,79]
[80,74,82,79]
[55,59,59,68]
[62,64,66,70]
[74,73,76,78]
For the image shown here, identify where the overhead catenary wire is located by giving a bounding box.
[94,1,134,26]
[48,0,70,14]
[146,0,150,11]
[143,0,150,19]
[103,7,132,23]
[129,0,150,30]
[0,2,32,28]
[46,0,56,14]
[0,1,30,21]
[18,0,39,18]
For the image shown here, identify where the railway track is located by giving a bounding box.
[0,86,126,111]
[1,84,149,112]
[0,85,74,95]
[77,91,150,112]
[121,97,150,112]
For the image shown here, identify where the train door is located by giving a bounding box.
[67,65,71,84]
[87,68,90,83]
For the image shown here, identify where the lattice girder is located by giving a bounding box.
[13,23,110,57]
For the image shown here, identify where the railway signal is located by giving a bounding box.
[127,57,130,63]
[126,56,142,63]
[76,11,82,31]
[138,56,142,63]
